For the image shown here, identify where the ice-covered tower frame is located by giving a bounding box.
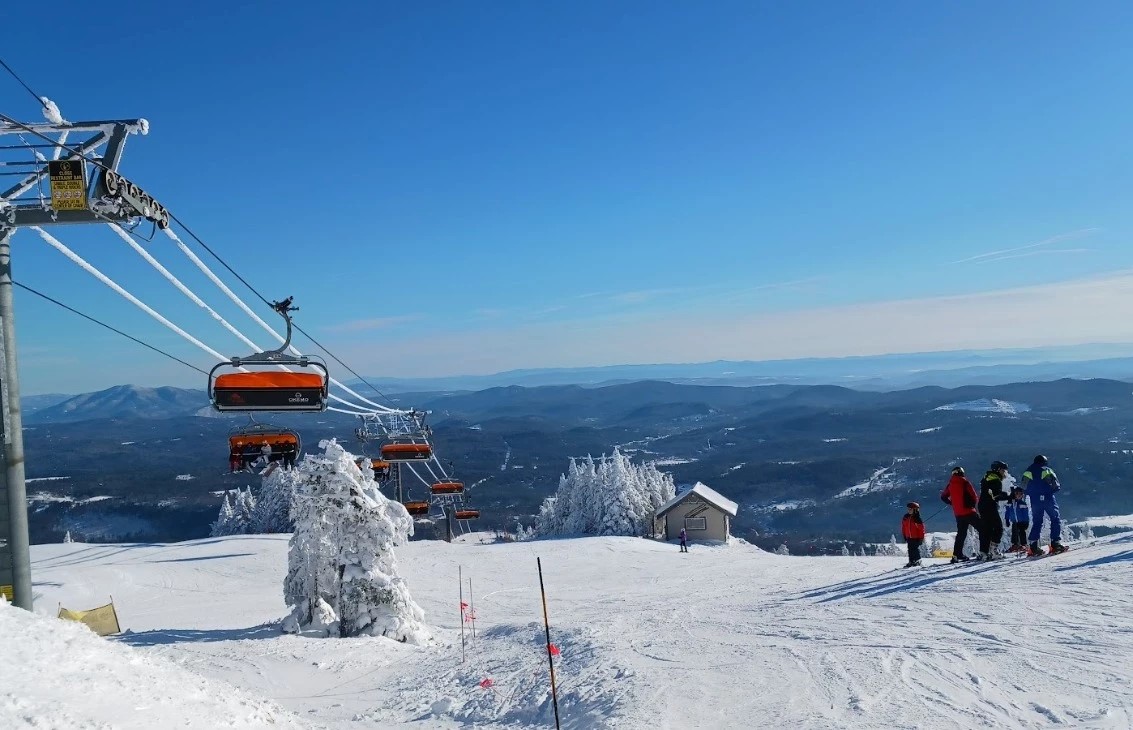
[0,113,157,610]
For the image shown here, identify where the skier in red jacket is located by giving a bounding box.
[940,466,982,564]
[901,502,926,567]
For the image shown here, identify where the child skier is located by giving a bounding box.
[1004,486,1030,553]
[901,502,926,567]
[679,526,688,553]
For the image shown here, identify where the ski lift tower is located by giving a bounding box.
[0,111,158,610]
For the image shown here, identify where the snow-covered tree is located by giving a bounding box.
[210,487,257,537]
[775,544,790,556]
[840,544,850,557]
[248,464,303,534]
[533,448,676,538]
[62,530,73,544]
[281,439,429,643]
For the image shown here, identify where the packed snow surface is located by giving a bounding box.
[7,531,1133,728]
[933,398,1031,414]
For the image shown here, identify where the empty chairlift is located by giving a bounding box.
[209,298,329,412]
[403,500,431,516]
[380,441,433,462]
[430,480,465,495]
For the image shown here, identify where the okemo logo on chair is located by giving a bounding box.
[288,392,310,403]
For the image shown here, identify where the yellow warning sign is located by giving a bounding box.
[0,585,12,601]
[48,159,88,211]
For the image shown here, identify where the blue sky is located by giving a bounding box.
[4,1,1133,394]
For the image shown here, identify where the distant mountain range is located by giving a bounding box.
[338,343,1133,394]
[18,375,1133,551]
[25,385,209,423]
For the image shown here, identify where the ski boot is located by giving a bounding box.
[949,554,971,564]
[1049,542,1068,555]
[903,560,922,568]
[1027,542,1044,557]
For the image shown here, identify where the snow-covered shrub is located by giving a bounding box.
[775,544,789,556]
[840,544,850,556]
[281,439,429,643]
[532,448,676,538]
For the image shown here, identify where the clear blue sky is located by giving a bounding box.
[4,1,1133,394]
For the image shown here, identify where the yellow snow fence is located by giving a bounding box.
[58,599,121,636]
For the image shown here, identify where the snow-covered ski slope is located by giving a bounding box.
[6,530,1133,729]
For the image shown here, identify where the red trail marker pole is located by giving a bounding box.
[537,557,561,730]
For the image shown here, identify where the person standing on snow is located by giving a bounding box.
[940,466,982,563]
[978,461,1011,559]
[1004,485,1030,552]
[1022,455,1066,555]
[679,526,688,553]
[901,502,926,567]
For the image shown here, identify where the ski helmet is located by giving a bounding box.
[991,460,1008,472]
[951,466,965,476]
[1034,454,1049,466]
[907,501,920,509]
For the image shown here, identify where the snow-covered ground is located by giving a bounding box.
[933,398,1031,414]
[6,530,1133,729]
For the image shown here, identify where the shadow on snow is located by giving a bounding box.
[115,624,279,646]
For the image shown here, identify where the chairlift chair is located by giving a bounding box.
[430,480,465,495]
[209,298,329,412]
[380,441,434,462]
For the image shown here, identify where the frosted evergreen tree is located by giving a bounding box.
[248,463,303,534]
[775,544,789,556]
[840,544,850,556]
[210,487,257,537]
[62,530,73,544]
[533,448,676,538]
[281,439,429,643]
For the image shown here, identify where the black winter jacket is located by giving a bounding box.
[978,471,1010,514]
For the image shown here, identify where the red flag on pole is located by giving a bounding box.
[548,643,561,656]
[460,601,469,611]
[479,678,494,689]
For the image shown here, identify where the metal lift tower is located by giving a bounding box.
[0,113,161,609]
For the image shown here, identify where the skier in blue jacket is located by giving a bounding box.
[1003,486,1030,552]
[1021,454,1065,556]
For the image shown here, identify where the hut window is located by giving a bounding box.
[684,517,707,530]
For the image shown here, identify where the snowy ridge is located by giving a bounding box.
[933,398,1031,414]
[836,458,910,499]
[751,498,817,514]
